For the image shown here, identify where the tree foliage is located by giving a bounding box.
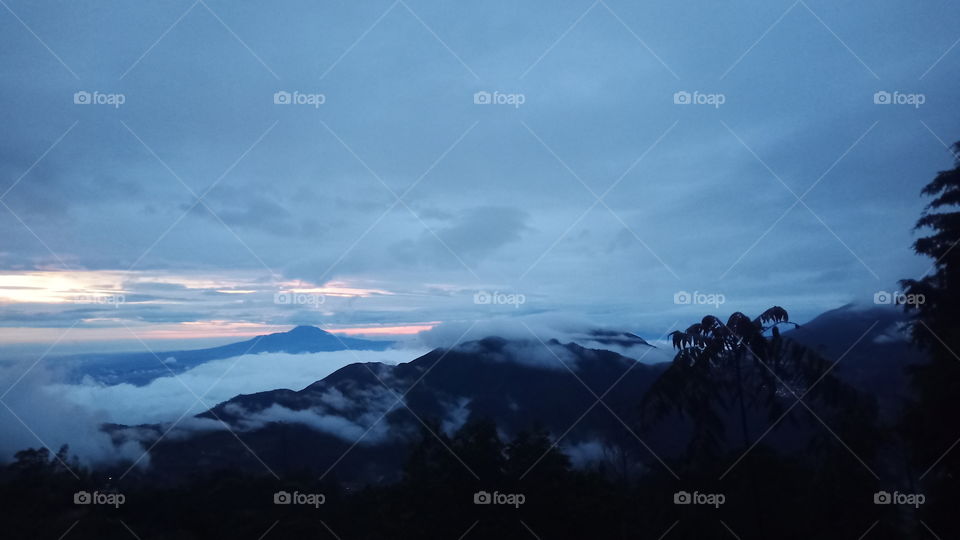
[899,142,960,537]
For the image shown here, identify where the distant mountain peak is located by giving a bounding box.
[286,325,332,336]
[253,325,391,353]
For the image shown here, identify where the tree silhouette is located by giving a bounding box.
[642,307,796,457]
[641,307,888,537]
[899,141,960,536]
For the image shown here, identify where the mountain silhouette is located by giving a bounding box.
[112,336,667,483]
[784,303,923,417]
[99,309,926,483]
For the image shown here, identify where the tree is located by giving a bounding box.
[642,307,884,538]
[899,141,960,535]
[642,307,796,457]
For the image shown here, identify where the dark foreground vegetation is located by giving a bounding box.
[0,419,907,539]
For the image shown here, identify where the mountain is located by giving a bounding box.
[204,336,664,432]
[568,329,672,363]
[64,326,394,386]
[211,325,394,355]
[784,303,925,417]
[111,337,671,483]
[580,329,652,348]
[104,308,928,484]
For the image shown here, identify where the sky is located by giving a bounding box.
[1,0,958,349]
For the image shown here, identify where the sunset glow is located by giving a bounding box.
[330,323,440,336]
[0,271,126,304]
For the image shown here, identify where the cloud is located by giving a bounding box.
[416,313,674,364]
[391,206,530,267]
[44,348,427,426]
[872,321,910,344]
[415,312,600,347]
[440,397,472,436]
[0,359,146,466]
[0,0,949,391]
[210,381,403,445]
[570,336,673,364]
[0,346,429,463]
[236,401,394,445]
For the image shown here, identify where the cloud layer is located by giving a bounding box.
[0,347,425,464]
[1,0,954,342]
